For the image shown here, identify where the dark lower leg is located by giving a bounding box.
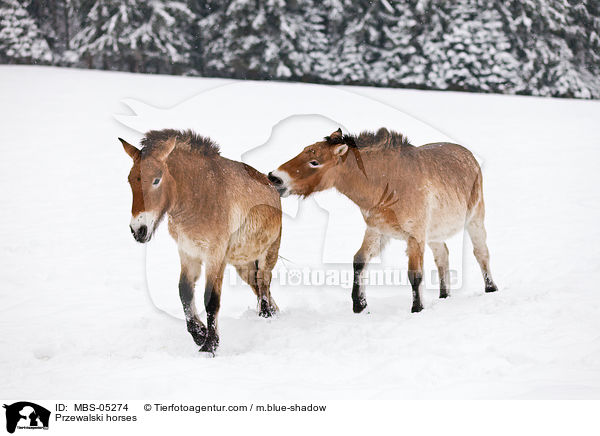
[439,276,448,298]
[407,237,424,313]
[179,273,206,346]
[429,242,450,299]
[351,229,385,314]
[477,254,497,293]
[474,248,498,293]
[352,260,367,313]
[200,282,221,353]
[256,264,276,317]
[408,270,423,312]
[484,272,498,293]
[262,235,281,314]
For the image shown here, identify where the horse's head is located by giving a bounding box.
[268,128,359,197]
[120,137,176,243]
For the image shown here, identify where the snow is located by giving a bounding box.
[1,65,600,399]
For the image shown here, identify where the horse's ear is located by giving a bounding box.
[329,128,343,140]
[333,143,348,156]
[154,137,176,162]
[119,138,140,160]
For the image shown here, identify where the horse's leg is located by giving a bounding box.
[256,232,281,317]
[407,236,425,312]
[178,252,206,346]
[200,258,226,353]
[428,241,450,298]
[352,227,387,313]
[235,261,260,298]
[234,261,279,316]
[466,216,498,293]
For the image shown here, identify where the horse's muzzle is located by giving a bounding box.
[130,224,150,243]
[268,171,290,197]
[267,172,283,186]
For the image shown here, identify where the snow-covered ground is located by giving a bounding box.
[1,65,599,399]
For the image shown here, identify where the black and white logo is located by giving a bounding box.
[3,402,50,433]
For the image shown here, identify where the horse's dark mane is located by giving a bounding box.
[141,129,220,157]
[326,127,412,150]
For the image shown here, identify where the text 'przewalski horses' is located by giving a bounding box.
[269,128,497,313]
[121,129,282,353]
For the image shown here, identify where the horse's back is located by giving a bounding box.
[415,142,481,195]
[225,159,281,210]
[222,158,282,264]
[418,142,480,171]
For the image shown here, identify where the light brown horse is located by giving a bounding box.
[121,129,282,353]
[268,128,497,313]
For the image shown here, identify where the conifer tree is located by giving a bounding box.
[71,0,193,73]
[0,0,52,64]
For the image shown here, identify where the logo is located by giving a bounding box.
[3,402,50,433]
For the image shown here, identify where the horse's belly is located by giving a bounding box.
[426,213,466,241]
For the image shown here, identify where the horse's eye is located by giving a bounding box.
[152,178,161,186]
[309,160,320,167]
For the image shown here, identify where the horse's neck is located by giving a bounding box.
[333,153,383,210]
[167,153,219,219]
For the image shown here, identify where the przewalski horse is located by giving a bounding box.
[121,129,282,353]
[268,128,497,314]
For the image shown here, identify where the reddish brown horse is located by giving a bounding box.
[269,128,497,313]
[121,129,282,353]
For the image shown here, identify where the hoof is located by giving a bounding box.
[353,299,368,313]
[258,307,276,318]
[199,337,219,355]
[439,292,449,299]
[258,299,277,318]
[485,284,498,293]
[187,321,207,347]
[411,303,423,313]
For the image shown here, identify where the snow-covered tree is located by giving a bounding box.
[71,0,194,73]
[0,0,52,64]
[186,0,223,74]
[323,0,370,84]
[277,0,333,82]
[365,0,425,87]
[26,0,78,56]
[417,0,522,93]
[201,0,277,79]
[495,0,600,98]
[1,0,599,98]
